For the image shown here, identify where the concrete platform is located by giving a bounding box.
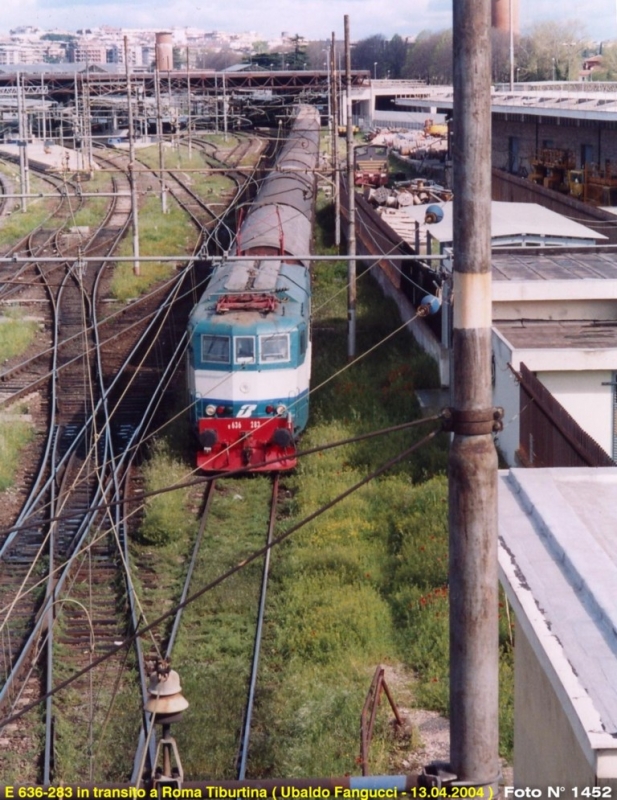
[0,141,98,172]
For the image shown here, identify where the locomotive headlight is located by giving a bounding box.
[205,404,216,416]
[276,404,287,416]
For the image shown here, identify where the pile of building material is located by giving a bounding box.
[366,178,452,208]
[368,124,448,161]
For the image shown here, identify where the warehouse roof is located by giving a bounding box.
[393,201,607,246]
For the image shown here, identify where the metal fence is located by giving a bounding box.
[517,362,615,467]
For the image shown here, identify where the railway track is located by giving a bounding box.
[127,471,284,783]
[0,133,269,782]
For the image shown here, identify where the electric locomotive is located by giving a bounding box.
[187,105,320,472]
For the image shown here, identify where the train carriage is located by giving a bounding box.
[354,143,389,187]
[187,105,320,472]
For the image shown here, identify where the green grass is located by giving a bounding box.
[0,412,35,491]
[0,163,56,240]
[245,197,514,773]
[138,440,197,546]
[110,194,197,301]
[0,308,39,362]
[172,474,278,779]
[124,190,514,779]
[51,618,142,783]
[137,143,236,197]
[67,171,114,228]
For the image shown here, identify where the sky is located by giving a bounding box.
[2,0,616,43]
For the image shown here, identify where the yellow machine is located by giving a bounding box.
[568,169,584,199]
[530,150,617,206]
[423,118,448,138]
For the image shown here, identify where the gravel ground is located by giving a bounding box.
[396,704,513,793]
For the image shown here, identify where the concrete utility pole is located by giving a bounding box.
[344,14,356,360]
[448,0,500,789]
[124,36,141,276]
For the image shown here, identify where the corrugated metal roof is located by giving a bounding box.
[494,319,617,350]
[393,201,607,244]
[394,84,617,122]
[492,250,617,281]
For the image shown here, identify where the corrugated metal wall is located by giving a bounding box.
[518,362,615,467]
[492,169,617,245]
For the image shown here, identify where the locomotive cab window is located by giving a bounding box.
[259,333,290,363]
[235,336,256,364]
[201,334,230,364]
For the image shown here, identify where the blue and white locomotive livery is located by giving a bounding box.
[187,105,320,472]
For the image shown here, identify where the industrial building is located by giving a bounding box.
[499,467,617,788]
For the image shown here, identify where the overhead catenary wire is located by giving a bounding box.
[0,240,429,547]
[0,426,442,733]
[0,178,437,667]
[0,411,443,575]
[0,412,445,627]
[0,264,434,631]
[1,136,442,708]
[0,282,431,551]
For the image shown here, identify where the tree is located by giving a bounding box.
[517,20,589,81]
[491,29,515,83]
[286,34,308,69]
[173,47,186,69]
[195,49,242,70]
[41,33,76,42]
[404,29,453,84]
[351,34,411,78]
[351,34,387,74]
[590,46,617,80]
[385,34,408,78]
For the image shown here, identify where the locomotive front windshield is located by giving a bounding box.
[202,335,230,363]
[260,333,290,363]
[235,336,256,364]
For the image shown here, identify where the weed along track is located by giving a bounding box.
[0,133,268,782]
[128,472,285,782]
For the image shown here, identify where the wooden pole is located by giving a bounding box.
[344,15,356,360]
[16,73,27,213]
[448,0,499,788]
[154,66,168,215]
[331,32,340,250]
[124,36,140,276]
[186,46,192,159]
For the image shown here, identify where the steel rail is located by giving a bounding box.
[0,160,134,719]
[1,134,268,773]
[237,472,280,780]
[0,164,132,556]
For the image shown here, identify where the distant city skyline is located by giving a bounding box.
[1,0,615,44]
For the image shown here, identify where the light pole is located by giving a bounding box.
[373,61,378,79]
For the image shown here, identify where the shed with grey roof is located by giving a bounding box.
[499,467,617,788]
